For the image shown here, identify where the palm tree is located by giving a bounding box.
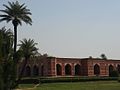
[0,27,15,90]
[0,1,32,61]
[0,27,13,60]
[18,38,38,80]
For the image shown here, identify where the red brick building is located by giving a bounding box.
[18,57,120,77]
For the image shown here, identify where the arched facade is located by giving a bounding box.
[20,57,120,77]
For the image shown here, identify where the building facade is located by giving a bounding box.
[18,57,120,77]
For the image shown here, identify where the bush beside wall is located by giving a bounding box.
[20,77,118,84]
[40,77,118,83]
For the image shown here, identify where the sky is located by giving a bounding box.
[0,0,120,59]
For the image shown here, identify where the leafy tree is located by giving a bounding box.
[0,1,32,62]
[0,27,15,90]
[0,27,13,59]
[18,38,38,81]
[100,53,107,60]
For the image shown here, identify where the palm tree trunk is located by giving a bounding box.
[11,25,18,89]
[13,58,28,88]
[12,17,18,62]
[13,25,17,61]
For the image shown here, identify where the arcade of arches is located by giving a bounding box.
[18,57,120,77]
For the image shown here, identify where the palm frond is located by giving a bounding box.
[0,17,11,23]
[18,38,38,59]
[3,4,12,11]
[0,10,9,14]
[20,13,32,25]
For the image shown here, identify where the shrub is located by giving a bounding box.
[109,70,119,77]
[20,78,39,84]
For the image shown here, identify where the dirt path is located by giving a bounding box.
[15,84,39,90]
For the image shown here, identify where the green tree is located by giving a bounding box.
[18,39,38,81]
[0,27,15,90]
[0,1,32,61]
[0,27,13,59]
[100,53,107,60]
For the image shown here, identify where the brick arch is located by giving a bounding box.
[25,65,31,77]
[74,63,81,66]
[65,63,72,66]
[56,64,62,75]
[33,65,39,76]
[94,64,100,76]
[93,63,100,66]
[75,64,81,76]
[65,64,72,75]
[109,65,114,76]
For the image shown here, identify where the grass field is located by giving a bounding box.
[18,81,120,90]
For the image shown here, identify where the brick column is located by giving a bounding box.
[71,63,75,76]
[106,64,109,76]
[62,63,65,76]
[50,60,56,76]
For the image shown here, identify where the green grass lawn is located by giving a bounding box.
[19,81,120,90]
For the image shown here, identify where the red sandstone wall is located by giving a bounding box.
[56,58,82,76]
[87,59,108,76]
[18,57,120,77]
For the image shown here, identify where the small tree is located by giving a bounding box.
[18,39,38,81]
[109,70,119,77]
[100,53,107,60]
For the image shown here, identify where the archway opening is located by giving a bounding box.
[94,64,100,76]
[65,64,71,75]
[109,65,114,76]
[25,66,31,77]
[75,64,81,76]
[41,65,44,76]
[56,64,62,75]
[117,65,120,74]
[33,65,39,76]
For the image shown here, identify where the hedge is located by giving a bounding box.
[40,77,118,83]
[19,78,39,84]
[20,76,118,84]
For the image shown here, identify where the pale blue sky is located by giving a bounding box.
[0,0,120,59]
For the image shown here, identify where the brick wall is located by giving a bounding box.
[18,57,120,77]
